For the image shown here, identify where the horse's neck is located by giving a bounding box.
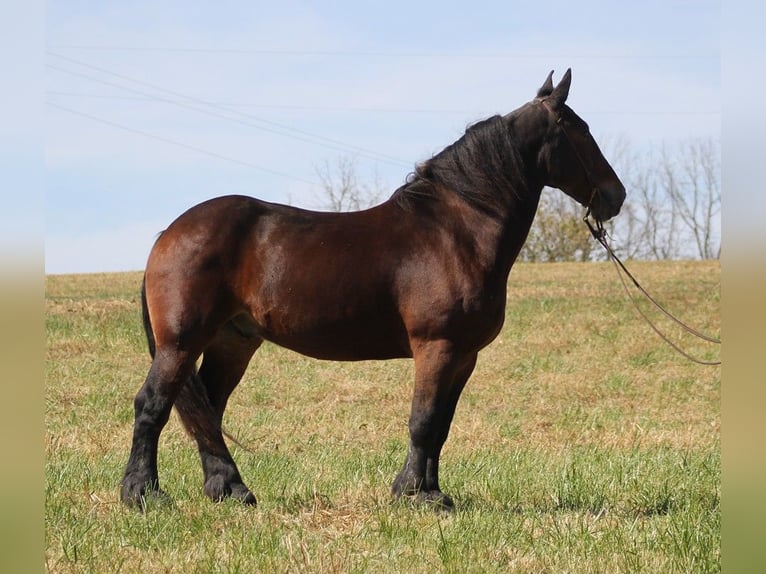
[498,186,542,275]
[466,135,546,277]
[493,181,544,276]
[423,177,543,282]
[491,117,548,273]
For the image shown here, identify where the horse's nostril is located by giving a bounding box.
[602,185,626,218]
[592,186,625,222]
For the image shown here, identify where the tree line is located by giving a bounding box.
[317,136,721,262]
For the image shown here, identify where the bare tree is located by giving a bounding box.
[620,149,683,260]
[663,139,721,259]
[601,136,720,261]
[598,133,652,260]
[315,156,385,212]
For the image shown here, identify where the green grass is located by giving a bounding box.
[45,261,720,573]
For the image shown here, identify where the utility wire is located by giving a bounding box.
[48,45,720,60]
[47,51,412,167]
[47,100,321,187]
[45,90,478,115]
[47,62,406,165]
[45,90,720,117]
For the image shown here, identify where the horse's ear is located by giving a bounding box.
[547,68,572,110]
[536,70,554,98]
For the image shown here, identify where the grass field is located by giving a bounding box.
[45,261,720,573]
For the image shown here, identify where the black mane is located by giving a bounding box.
[394,114,528,214]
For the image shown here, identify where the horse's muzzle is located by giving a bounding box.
[591,184,626,222]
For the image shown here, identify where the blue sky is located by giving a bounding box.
[44,1,720,273]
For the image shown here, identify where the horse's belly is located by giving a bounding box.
[266,327,412,361]
[251,304,412,361]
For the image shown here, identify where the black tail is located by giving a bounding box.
[175,375,251,453]
[141,275,156,359]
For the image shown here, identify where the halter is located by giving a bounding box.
[539,98,601,218]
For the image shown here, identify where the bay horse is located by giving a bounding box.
[121,69,625,511]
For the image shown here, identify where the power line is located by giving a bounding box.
[47,45,720,60]
[47,100,322,187]
[46,51,412,167]
[47,62,410,166]
[45,90,478,115]
[45,90,720,117]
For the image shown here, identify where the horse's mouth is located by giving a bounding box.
[590,184,626,222]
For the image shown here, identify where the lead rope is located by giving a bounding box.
[584,213,721,366]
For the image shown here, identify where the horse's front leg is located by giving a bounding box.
[392,342,477,511]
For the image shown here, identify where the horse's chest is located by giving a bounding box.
[458,292,507,345]
[404,284,506,351]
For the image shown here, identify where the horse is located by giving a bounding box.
[121,69,626,511]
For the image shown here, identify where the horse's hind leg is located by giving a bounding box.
[121,348,199,509]
[175,318,261,504]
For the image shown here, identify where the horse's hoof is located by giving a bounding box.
[392,488,455,512]
[230,483,258,506]
[414,490,455,512]
[204,476,257,506]
[121,476,171,511]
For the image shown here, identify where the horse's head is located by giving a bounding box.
[533,69,626,222]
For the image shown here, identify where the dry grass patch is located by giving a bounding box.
[45,262,719,573]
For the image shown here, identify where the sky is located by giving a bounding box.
[43,1,721,274]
